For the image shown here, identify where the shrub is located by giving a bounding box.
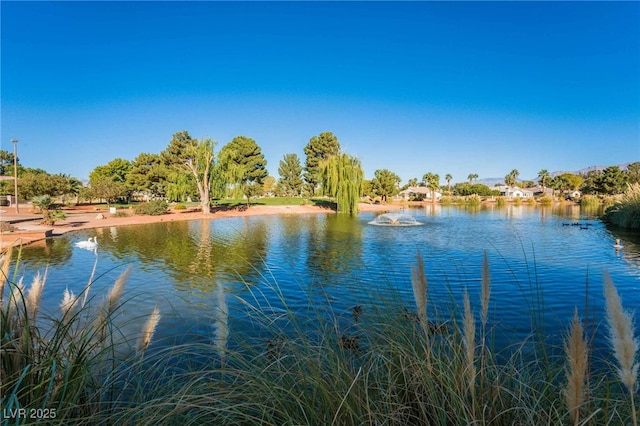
[539,195,554,206]
[134,200,169,216]
[602,183,640,229]
[31,195,66,225]
[495,196,506,207]
[439,195,455,205]
[465,194,481,206]
[580,194,600,208]
[173,203,187,210]
[526,197,537,206]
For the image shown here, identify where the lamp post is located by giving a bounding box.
[10,139,19,213]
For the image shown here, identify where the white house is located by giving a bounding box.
[397,186,442,201]
[496,186,534,199]
[565,190,582,199]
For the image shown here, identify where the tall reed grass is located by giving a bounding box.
[465,194,481,207]
[603,183,640,230]
[580,194,600,208]
[0,247,160,423]
[2,248,638,425]
[539,195,554,206]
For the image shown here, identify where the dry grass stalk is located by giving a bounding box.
[480,250,491,329]
[463,289,476,402]
[564,308,588,426]
[105,266,131,316]
[603,270,638,426]
[0,248,14,305]
[411,250,429,338]
[60,287,78,317]
[95,266,132,342]
[137,304,161,356]
[25,269,48,322]
[7,277,25,320]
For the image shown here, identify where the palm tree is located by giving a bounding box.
[408,177,418,188]
[445,173,453,194]
[467,173,474,184]
[60,174,83,205]
[423,172,440,204]
[537,169,550,191]
[505,169,520,187]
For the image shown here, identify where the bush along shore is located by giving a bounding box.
[602,183,640,230]
[1,248,638,425]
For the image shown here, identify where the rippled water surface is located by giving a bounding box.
[16,204,640,354]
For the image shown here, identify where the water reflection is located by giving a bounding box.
[13,205,640,358]
[18,238,72,269]
[608,225,640,271]
[306,214,363,284]
[91,219,270,294]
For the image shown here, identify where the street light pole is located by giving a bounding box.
[10,139,19,213]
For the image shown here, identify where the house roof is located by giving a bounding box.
[399,186,441,195]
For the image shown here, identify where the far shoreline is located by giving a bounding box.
[0,202,406,249]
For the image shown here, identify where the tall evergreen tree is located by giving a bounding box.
[598,166,627,194]
[371,169,401,203]
[278,153,303,196]
[220,136,268,204]
[127,153,168,199]
[304,132,341,195]
[161,130,198,167]
[627,162,640,185]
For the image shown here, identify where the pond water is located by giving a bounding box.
[13,204,640,358]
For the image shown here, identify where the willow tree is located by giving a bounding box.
[185,138,217,214]
[320,153,364,216]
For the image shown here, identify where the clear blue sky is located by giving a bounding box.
[2,1,639,184]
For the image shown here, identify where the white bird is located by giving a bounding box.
[75,237,98,250]
[613,239,623,250]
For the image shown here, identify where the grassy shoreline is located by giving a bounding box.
[1,247,638,425]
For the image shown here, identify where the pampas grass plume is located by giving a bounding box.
[603,270,638,426]
[25,269,47,322]
[0,247,13,305]
[60,287,78,317]
[411,250,429,338]
[603,271,639,391]
[95,266,132,342]
[480,250,491,328]
[137,304,161,356]
[463,289,476,400]
[7,277,24,320]
[105,266,131,315]
[564,308,588,426]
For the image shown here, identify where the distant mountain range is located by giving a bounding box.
[477,162,633,187]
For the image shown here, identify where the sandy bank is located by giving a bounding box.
[0,202,405,249]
